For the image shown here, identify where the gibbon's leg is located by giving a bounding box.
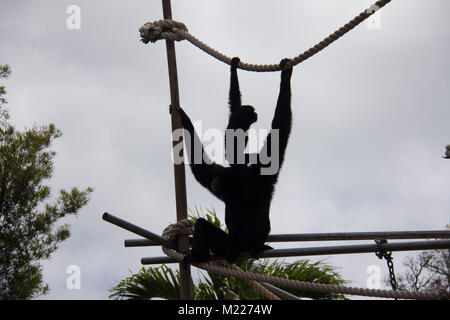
[181,218,229,266]
[240,216,273,258]
[224,229,272,262]
[224,231,242,263]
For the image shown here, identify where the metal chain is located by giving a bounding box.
[375,239,398,292]
[384,254,398,291]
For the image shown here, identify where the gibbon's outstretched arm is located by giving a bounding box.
[171,106,224,199]
[256,59,293,174]
[228,57,242,113]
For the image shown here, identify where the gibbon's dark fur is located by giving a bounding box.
[173,58,293,265]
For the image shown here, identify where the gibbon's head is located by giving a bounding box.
[229,105,257,130]
[241,105,258,124]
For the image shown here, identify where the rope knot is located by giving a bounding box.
[139,19,188,44]
[162,219,194,241]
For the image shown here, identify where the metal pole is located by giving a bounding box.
[140,240,450,264]
[266,230,450,242]
[161,0,192,300]
[125,239,160,247]
[260,240,450,258]
[102,212,177,250]
[124,229,450,247]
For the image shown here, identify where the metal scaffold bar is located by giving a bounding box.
[161,0,192,300]
[267,230,450,242]
[124,229,450,247]
[140,240,450,265]
[102,212,177,250]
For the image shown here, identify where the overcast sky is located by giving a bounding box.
[1,0,449,300]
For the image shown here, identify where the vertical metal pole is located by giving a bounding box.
[161,0,192,300]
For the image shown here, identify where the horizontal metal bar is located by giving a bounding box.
[267,230,450,242]
[261,239,450,258]
[141,240,450,265]
[125,238,180,247]
[102,212,177,250]
[125,230,450,247]
[139,256,177,264]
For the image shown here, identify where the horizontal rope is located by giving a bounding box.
[140,0,392,72]
[162,246,449,300]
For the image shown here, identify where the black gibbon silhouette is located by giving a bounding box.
[172,58,293,264]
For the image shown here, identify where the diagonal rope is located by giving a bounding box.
[140,0,392,72]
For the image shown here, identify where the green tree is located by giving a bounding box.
[0,65,93,299]
[0,65,11,107]
[109,208,347,300]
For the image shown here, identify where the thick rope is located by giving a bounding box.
[216,259,281,300]
[163,245,449,300]
[162,218,194,240]
[162,220,281,300]
[161,220,449,300]
[140,0,392,72]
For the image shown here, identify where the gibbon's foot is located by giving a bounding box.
[248,244,273,259]
[231,57,241,68]
[279,58,293,79]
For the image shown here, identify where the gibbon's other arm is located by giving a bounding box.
[171,105,224,199]
[271,58,293,157]
[256,59,293,171]
[228,57,242,113]
[226,57,244,166]
[226,57,259,165]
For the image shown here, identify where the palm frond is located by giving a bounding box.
[109,266,183,300]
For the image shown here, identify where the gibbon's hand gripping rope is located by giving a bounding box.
[140,0,391,72]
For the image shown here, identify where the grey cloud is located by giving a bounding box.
[1,0,449,299]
